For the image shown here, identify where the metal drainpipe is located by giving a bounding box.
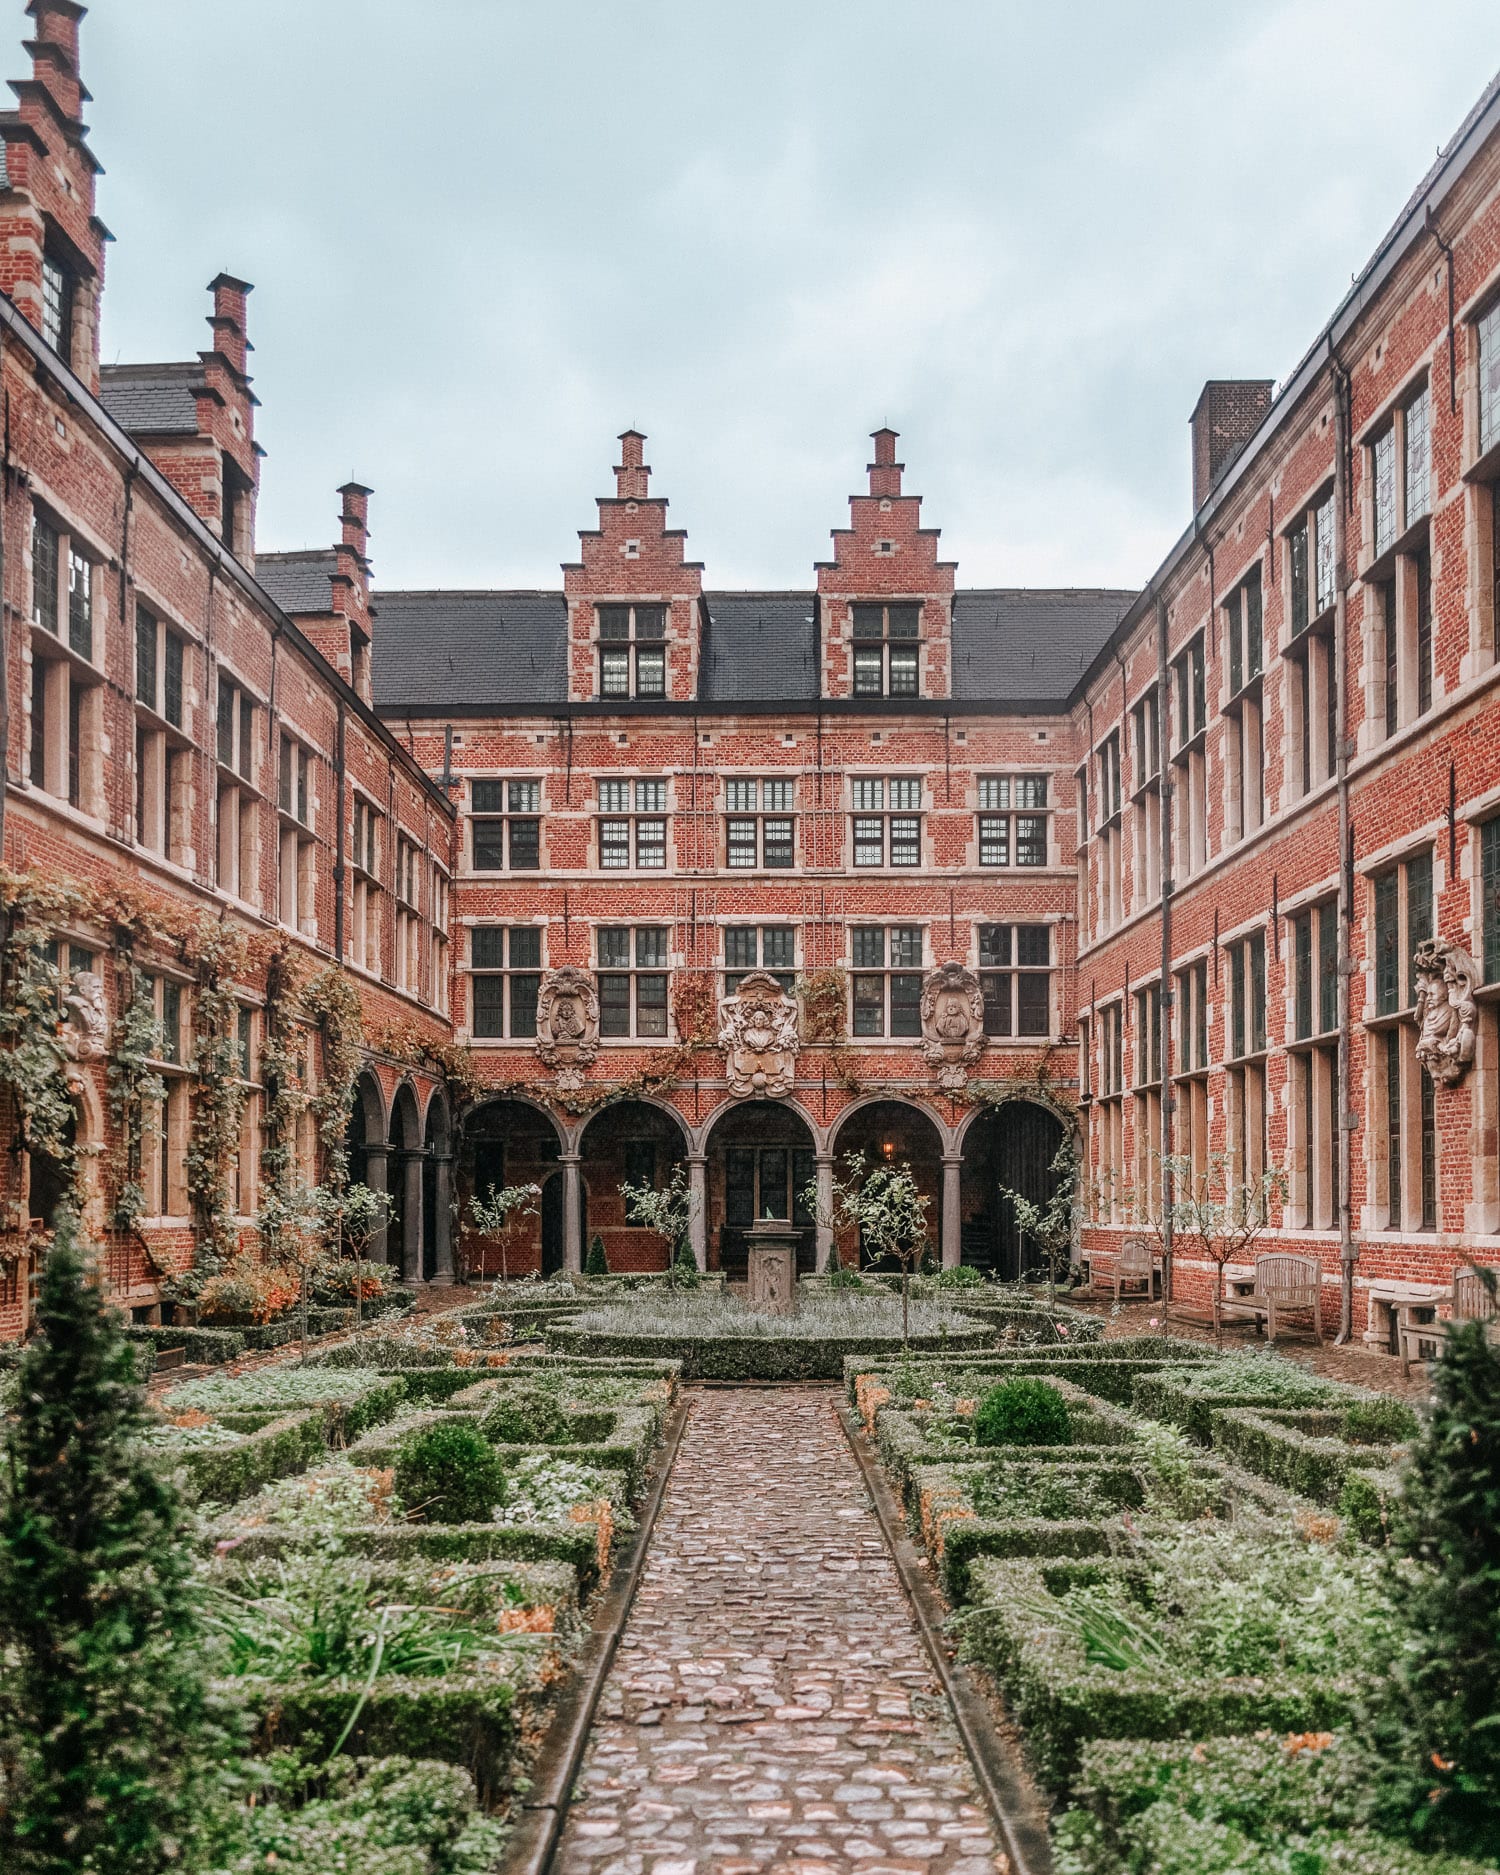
[1156,593,1174,1301]
[1332,352,1357,1343]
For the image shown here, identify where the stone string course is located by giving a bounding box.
[556,1387,1006,1875]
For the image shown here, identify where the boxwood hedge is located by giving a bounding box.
[172,1407,327,1505]
[1207,1404,1415,1506]
[1131,1363,1364,1443]
[223,1518,605,1593]
[545,1319,994,1381]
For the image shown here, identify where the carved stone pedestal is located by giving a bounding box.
[746,1218,798,1314]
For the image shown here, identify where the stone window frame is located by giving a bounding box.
[849,774,923,869]
[596,602,668,700]
[976,774,1050,870]
[849,600,922,698]
[470,776,542,873]
[212,668,263,907]
[849,922,924,1039]
[1359,372,1436,733]
[27,500,108,820]
[723,923,797,994]
[1364,847,1437,1236]
[597,923,671,1041]
[976,921,1052,1040]
[723,776,796,871]
[469,924,543,1042]
[597,776,669,872]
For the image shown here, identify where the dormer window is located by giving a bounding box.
[41,251,72,360]
[598,603,666,698]
[851,602,920,696]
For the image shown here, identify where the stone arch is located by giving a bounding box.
[959,1097,1071,1280]
[690,1090,826,1156]
[578,1099,691,1274]
[829,1089,956,1154]
[387,1080,423,1281]
[953,1087,1078,1152]
[702,1097,818,1277]
[458,1095,567,1280]
[421,1086,454,1283]
[346,1067,391,1263]
[828,1097,947,1272]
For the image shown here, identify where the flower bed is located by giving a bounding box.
[546,1292,994,1380]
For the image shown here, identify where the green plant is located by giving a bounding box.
[620,1164,698,1282]
[585,1233,609,1277]
[394,1421,510,1523]
[809,1152,933,1341]
[480,1387,570,1446]
[1366,1302,1500,1854]
[0,1223,241,1874]
[467,1180,541,1284]
[997,1134,1081,1302]
[974,1377,1073,1447]
[1339,1469,1394,1545]
[1342,1396,1420,1445]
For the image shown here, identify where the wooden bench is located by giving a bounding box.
[1213,1252,1324,1345]
[1110,1237,1161,1304]
[1400,1267,1499,1375]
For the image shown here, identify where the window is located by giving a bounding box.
[1133,982,1161,1087]
[1481,299,1500,459]
[429,868,450,1016]
[1370,850,1436,1232]
[1415,544,1433,717]
[1226,930,1267,1062]
[1404,385,1431,527]
[349,797,382,972]
[1094,731,1124,927]
[135,614,191,865]
[67,549,92,660]
[597,603,667,699]
[470,926,541,1040]
[277,734,316,936]
[1133,980,1163,1217]
[977,775,1048,868]
[1173,634,1207,743]
[725,1147,816,1229]
[28,512,103,815]
[598,926,669,1038]
[211,675,258,902]
[40,250,72,358]
[1288,902,1340,1231]
[1481,816,1500,985]
[469,778,540,872]
[1131,691,1160,788]
[1097,1002,1126,1223]
[977,924,1051,1037]
[1171,635,1208,880]
[598,778,667,870]
[851,925,923,1037]
[1174,959,1210,1179]
[851,776,921,867]
[31,513,59,633]
[1373,850,1432,1018]
[1224,565,1262,694]
[725,778,795,869]
[850,601,921,696]
[394,836,423,993]
[1289,493,1336,638]
[1223,675,1264,844]
[1225,932,1268,1204]
[135,971,191,1218]
[724,925,795,993]
[1372,423,1398,560]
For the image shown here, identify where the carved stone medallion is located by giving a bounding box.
[535,966,600,1093]
[717,970,800,1098]
[61,969,108,1063]
[1413,937,1478,1088]
[919,962,986,1090]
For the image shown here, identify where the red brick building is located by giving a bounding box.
[2,4,1499,1342]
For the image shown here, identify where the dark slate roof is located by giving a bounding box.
[951,589,1137,702]
[372,591,569,711]
[701,593,818,701]
[256,550,338,615]
[98,362,200,435]
[369,585,1136,713]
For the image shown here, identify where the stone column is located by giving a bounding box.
[363,1145,389,1264]
[687,1153,707,1271]
[561,1153,583,1273]
[941,1152,964,1270]
[430,1152,455,1284]
[401,1148,424,1283]
[815,1153,835,1272]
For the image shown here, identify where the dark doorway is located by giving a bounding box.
[960,1102,1066,1279]
[706,1101,816,1276]
[829,1099,944,1272]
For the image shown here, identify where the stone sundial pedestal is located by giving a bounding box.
[746,1216,798,1314]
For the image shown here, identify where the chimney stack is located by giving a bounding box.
[868,427,903,499]
[1190,379,1274,512]
[338,481,372,563]
[615,430,650,500]
[25,0,84,123]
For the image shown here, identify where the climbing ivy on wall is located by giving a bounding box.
[104,961,166,1234]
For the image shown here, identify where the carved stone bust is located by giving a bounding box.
[920,962,986,1090]
[718,970,800,1098]
[61,969,108,1062]
[535,966,600,1092]
[1413,937,1478,1088]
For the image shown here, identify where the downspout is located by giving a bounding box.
[333,699,346,961]
[1331,350,1357,1342]
[1156,591,1174,1301]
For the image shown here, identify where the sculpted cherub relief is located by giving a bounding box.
[1412,937,1478,1088]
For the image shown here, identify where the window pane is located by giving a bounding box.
[851,603,884,638]
[853,817,884,866]
[634,818,666,868]
[508,780,540,812]
[1315,495,1336,614]
[889,778,920,810]
[978,816,1010,866]
[217,679,235,766]
[236,691,251,772]
[599,818,631,868]
[32,514,58,631]
[67,551,91,659]
[1293,914,1313,1041]
[890,927,923,967]
[886,603,920,639]
[888,648,918,695]
[726,817,758,868]
[136,609,157,706]
[978,777,1009,811]
[633,604,667,639]
[1372,427,1397,558]
[1406,851,1433,961]
[981,971,1012,1036]
[598,780,629,812]
[1404,386,1431,523]
[1374,872,1400,1016]
[851,926,884,968]
[635,647,666,696]
[1249,933,1266,1054]
[852,975,884,1035]
[853,648,883,694]
[472,820,507,870]
[598,928,631,967]
[472,779,507,813]
[599,974,631,1036]
[1015,815,1047,866]
[472,927,507,968]
[636,928,668,967]
[1481,300,1500,456]
[1016,925,1050,967]
[763,779,793,812]
[890,973,922,1036]
[509,973,540,1039]
[473,975,506,1038]
[508,818,540,869]
[636,974,668,1036]
[726,1148,756,1226]
[978,925,1010,967]
[1017,972,1049,1036]
[509,926,542,969]
[762,927,794,969]
[889,816,921,866]
[726,779,757,812]
[725,926,758,968]
[852,778,884,811]
[597,604,631,640]
[763,818,794,867]
[1483,818,1500,984]
[1318,907,1338,1036]
[1015,775,1048,809]
[636,780,667,811]
[1289,523,1309,637]
[600,648,630,695]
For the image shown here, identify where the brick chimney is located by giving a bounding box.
[0,1,109,388]
[334,482,374,701]
[868,427,903,499]
[615,429,650,500]
[199,273,260,559]
[1190,379,1274,511]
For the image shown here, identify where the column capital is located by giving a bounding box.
[941,1150,965,1166]
[558,1151,582,1166]
[686,1150,708,1165]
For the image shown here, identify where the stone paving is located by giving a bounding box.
[554,1386,1007,1875]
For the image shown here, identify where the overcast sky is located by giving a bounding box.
[83,1,1500,594]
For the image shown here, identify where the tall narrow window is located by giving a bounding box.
[1481,298,1500,458]
[977,924,1051,1037]
[850,602,921,697]
[470,927,541,1039]
[597,603,667,698]
[1415,545,1433,717]
[598,926,669,1038]
[40,251,71,357]
[851,925,924,1037]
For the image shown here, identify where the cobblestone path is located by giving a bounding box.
[554,1387,1006,1875]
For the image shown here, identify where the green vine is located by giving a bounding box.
[0,904,75,1195]
[104,961,166,1233]
[256,940,309,1266]
[303,963,363,1195]
[184,924,249,1280]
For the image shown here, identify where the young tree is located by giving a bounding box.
[585,1232,610,1278]
[1168,1152,1287,1344]
[621,1163,699,1287]
[0,1221,241,1874]
[996,1132,1081,1302]
[811,1152,932,1342]
[310,1178,391,1329]
[467,1180,541,1284]
[259,1176,325,1360]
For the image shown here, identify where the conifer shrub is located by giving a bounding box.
[393,1420,510,1523]
[585,1234,609,1277]
[974,1376,1073,1447]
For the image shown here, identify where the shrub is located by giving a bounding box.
[974,1377,1072,1447]
[395,1421,510,1523]
[0,1223,241,1874]
[585,1233,609,1277]
[1342,1396,1420,1445]
[480,1386,570,1446]
[1338,1469,1395,1546]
